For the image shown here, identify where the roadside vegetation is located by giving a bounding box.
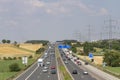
[0,39,48,80]
[62,39,120,78]
[55,47,73,80]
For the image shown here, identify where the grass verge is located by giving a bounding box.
[74,54,120,79]
[0,47,45,80]
[55,47,72,80]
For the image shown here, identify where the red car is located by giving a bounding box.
[51,66,56,69]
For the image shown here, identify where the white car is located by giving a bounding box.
[42,69,48,73]
[46,61,50,65]
[64,61,68,64]
[83,71,88,75]
[43,66,48,69]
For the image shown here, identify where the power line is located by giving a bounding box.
[104,16,117,50]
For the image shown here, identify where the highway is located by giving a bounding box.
[59,48,120,80]
[15,45,58,80]
[59,49,97,80]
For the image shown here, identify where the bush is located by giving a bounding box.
[3,57,7,60]
[36,48,45,54]
[18,57,21,60]
[29,55,33,58]
[13,57,17,60]
[8,57,13,60]
[9,63,21,72]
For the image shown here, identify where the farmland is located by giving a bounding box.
[0,43,44,80]
[0,44,43,59]
[19,43,43,51]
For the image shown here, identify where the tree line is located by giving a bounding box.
[25,40,49,45]
[63,39,120,67]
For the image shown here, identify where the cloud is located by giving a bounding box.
[0,0,109,16]
[29,0,108,16]
[2,20,18,27]
[99,8,108,15]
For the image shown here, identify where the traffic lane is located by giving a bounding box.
[26,56,49,80]
[16,62,38,80]
[62,55,81,80]
[27,51,58,80]
[61,54,96,80]
[40,50,58,80]
[49,52,58,80]
[26,50,51,80]
[15,48,50,80]
[60,50,105,80]
[68,59,96,80]
[77,59,119,80]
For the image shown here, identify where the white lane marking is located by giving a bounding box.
[25,66,39,80]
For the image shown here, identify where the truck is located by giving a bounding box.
[37,58,44,67]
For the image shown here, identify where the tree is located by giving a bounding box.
[14,41,17,46]
[36,48,45,54]
[71,46,77,53]
[6,40,11,44]
[2,39,6,43]
[9,63,21,72]
[83,42,94,55]
[103,51,120,67]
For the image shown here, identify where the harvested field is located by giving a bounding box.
[77,55,103,65]
[0,44,43,59]
[20,43,43,51]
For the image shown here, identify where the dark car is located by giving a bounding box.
[63,58,66,61]
[51,69,56,74]
[85,62,88,65]
[67,57,70,60]
[72,70,78,74]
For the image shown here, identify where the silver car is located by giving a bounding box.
[42,69,48,73]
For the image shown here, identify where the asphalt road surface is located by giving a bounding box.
[59,49,97,80]
[15,46,58,80]
[59,48,120,80]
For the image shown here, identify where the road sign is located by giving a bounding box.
[22,56,28,65]
[58,45,64,49]
[58,44,71,49]
[89,53,93,59]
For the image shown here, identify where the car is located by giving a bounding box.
[43,66,48,69]
[76,61,81,65]
[64,61,68,64]
[63,58,66,61]
[51,69,56,74]
[74,59,77,62]
[85,62,88,65]
[83,71,88,75]
[72,70,78,74]
[67,57,70,60]
[46,61,50,65]
[51,66,56,69]
[42,69,48,73]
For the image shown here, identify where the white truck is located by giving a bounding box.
[37,58,44,67]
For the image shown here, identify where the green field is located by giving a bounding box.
[0,59,35,80]
[104,67,120,74]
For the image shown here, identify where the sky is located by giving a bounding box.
[0,0,120,42]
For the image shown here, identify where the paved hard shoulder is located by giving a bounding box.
[82,61,120,80]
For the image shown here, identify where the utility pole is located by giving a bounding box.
[104,16,117,50]
[100,32,103,41]
[74,31,82,42]
[88,25,91,42]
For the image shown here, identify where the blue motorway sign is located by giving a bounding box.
[89,53,93,59]
[58,44,71,49]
